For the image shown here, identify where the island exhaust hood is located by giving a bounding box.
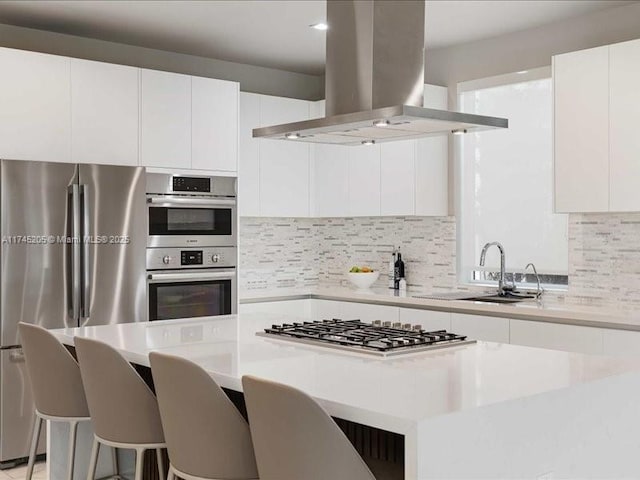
[253,0,508,146]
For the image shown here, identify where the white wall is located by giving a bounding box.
[0,22,324,100]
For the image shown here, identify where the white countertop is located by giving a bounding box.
[241,285,640,331]
[50,313,640,435]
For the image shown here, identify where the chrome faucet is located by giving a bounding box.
[524,263,544,299]
[479,242,509,295]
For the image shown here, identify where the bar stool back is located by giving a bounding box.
[19,323,92,480]
[75,336,166,480]
[150,352,259,480]
[242,375,376,480]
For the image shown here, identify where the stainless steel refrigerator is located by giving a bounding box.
[0,159,146,467]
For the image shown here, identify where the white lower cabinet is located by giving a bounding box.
[399,308,451,331]
[238,299,312,318]
[602,328,640,356]
[510,319,603,355]
[310,299,344,320]
[451,313,510,343]
[310,300,398,323]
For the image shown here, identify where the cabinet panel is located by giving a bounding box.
[311,144,348,217]
[553,47,609,213]
[239,93,261,216]
[381,141,416,215]
[602,328,640,356]
[348,146,381,216]
[259,96,310,217]
[451,313,510,343]
[399,308,451,331]
[609,39,640,211]
[140,69,191,169]
[238,300,311,318]
[192,77,238,172]
[71,59,139,166]
[339,302,399,323]
[310,299,344,320]
[510,319,603,354]
[0,48,71,162]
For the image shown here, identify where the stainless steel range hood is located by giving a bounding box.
[253,0,508,146]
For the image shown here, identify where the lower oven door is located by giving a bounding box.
[147,268,237,321]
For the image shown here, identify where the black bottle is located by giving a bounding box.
[394,247,405,290]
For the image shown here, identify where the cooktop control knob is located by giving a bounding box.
[211,254,220,263]
[162,255,171,265]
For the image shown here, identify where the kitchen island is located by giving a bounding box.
[50,314,640,480]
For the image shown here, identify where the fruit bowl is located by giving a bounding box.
[347,271,380,291]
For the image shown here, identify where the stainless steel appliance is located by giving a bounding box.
[253,1,507,145]
[146,246,237,321]
[258,319,475,357]
[0,159,146,467]
[146,173,236,248]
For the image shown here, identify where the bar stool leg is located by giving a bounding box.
[111,446,119,477]
[134,448,145,480]
[86,437,100,480]
[155,449,165,480]
[166,465,176,480]
[66,421,79,480]
[25,415,43,480]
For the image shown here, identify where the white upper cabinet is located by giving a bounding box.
[239,93,261,216]
[348,145,381,216]
[312,144,348,217]
[192,76,239,172]
[415,84,449,216]
[140,69,191,169]
[0,47,71,163]
[381,140,416,215]
[71,59,139,166]
[259,95,310,217]
[609,39,640,212]
[553,46,609,213]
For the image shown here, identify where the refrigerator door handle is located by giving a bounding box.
[80,184,91,322]
[67,185,81,323]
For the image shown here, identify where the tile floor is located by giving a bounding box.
[0,462,46,480]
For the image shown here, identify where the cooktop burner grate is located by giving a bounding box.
[257,319,475,357]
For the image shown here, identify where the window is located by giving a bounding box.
[458,70,568,288]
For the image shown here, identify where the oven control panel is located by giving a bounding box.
[146,246,237,270]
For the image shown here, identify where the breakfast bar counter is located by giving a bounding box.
[50,314,640,479]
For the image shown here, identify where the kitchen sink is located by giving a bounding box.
[413,292,536,303]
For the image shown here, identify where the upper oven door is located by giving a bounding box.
[147,196,236,247]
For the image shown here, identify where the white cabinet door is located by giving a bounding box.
[71,59,139,166]
[602,328,640,356]
[339,302,399,323]
[0,48,71,162]
[239,93,261,216]
[399,308,451,331]
[311,144,348,217]
[259,95,310,217]
[239,300,311,318]
[609,39,640,212]
[510,319,603,354]
[140,69,191,169]
[192,76,238,172]
[451,313,510,343]
[310,299,344,320]
[554,46,609,213]
[380,140,416,215]
[348,146,381,216]
[415,84,449,216]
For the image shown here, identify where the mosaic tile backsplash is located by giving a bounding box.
[241,214,640,305]
[239,217,457,293]
[569,213,640,307]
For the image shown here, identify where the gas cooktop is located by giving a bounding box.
[257,319,475,357]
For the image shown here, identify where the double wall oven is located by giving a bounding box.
[146,173,237,321]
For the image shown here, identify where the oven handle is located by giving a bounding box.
[147,270,236,282]
[147,196,236,207]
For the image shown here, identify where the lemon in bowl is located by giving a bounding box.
[347,266,380,291]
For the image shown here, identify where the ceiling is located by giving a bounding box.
[0,0,634,75]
